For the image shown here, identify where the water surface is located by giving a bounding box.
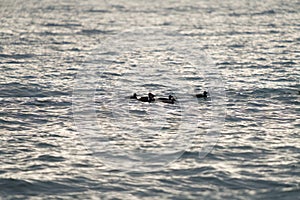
[0,0,299,199]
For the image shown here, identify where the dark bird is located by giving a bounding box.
[196,91,208,98]
[130,93,137,99]
[158,95,176,104]
[138,93,155,102]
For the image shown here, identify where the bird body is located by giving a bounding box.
[138,93,155,102]
[196,91,208,98]
[130,93,137,99]
[158,95,176,104]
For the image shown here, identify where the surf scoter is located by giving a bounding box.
[138,93,155,102]
[158,95,176,104]
[130,93,137,99]
[196,91,208,98]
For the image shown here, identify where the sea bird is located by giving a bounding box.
[158,95,176,104]
[196,91,208,98]
[138,93,155,102]
[130,93,137,99]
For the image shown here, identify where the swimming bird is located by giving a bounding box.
[196,91,208,98]
[138,93,155,102]
[130,93,137,99]
[158,95,176,104]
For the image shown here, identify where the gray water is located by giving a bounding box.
[0,0,299,199]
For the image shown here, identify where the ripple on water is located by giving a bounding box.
[0,178,87,197]
[35,155,66,162]
[0,0,299,199]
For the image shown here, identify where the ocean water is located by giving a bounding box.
[0,0,299,199]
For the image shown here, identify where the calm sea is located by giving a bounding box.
[0,0,299,199]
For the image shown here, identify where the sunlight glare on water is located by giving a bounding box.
[73,27,225,171]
